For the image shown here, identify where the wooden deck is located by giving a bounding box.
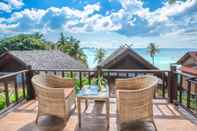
[0,98,196,131]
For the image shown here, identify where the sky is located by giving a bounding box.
[0,0,197,48]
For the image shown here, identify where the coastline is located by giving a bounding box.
[83,48,197,69]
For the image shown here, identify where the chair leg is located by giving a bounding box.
[116,114,121,131]
[152,121,157,131]
[64,116,69,124]
[117,124,121,131]
[35,112,39,124]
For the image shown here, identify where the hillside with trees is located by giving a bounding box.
[0,32,87,65]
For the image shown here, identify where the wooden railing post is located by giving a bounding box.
[4,81,10,106]
[26,66,35,100]
[79,71,82,89]
[186,80,191,108]
[168,64,178,103]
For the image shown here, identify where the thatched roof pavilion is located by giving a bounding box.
[0,50,87,72]
[98,47,157,69]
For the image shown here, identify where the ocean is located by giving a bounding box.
[83,48,197,70]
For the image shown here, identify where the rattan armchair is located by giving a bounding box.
[31,74,76,123]
[116,75,159,131]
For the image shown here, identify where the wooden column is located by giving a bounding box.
[26,66,35,100]
[4,81,10,106]
[168,64,177,103]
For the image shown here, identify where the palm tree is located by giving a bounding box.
[57,33,87,65]
[147,43,159,65]
[67,36,80,57]
[95,48,106,64]
[33,32,44,39]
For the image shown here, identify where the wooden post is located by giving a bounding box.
[162,72,165,98]
[70,71,73,78]
[4,81,10,106]
[179,75,183,104]
[14,77,19,103]
[88,71,91,85]
[187,80,191,108]
[79,72,82,89]
[168,64,177,103]
[61,71,65,78]
[26,66,35,100]
[97,66,103,78]
[21,72,26,98]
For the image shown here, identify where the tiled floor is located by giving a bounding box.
[0,99,196,131]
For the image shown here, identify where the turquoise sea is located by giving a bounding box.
[83,48,197,70]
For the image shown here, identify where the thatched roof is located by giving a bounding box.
[177,51,197,65]
[98,47,157,69]
[0,50,87,70]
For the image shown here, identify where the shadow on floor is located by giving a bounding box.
[17,116,65,131]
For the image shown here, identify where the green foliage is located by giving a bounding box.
[0,33,47,54]
[74,78,90,93]
[0,89,24,110]
[94,48,106,65]
[96,74,107,91]
[147,43,159,64]
[0,94,5,110]
[177,91,197,110]
[57,32,87,66]
[0,32,88,66]
[64,74,91,93]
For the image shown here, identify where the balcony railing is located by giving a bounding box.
[0,70,29,114]
[0,67,196,118]
[32,69,170,99]
[176,71,197,117]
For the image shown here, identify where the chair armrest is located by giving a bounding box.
[116,88,154,101]
[47,75,75,88]
[116,87,152,93]
[64,88,75,99]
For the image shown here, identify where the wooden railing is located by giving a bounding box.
[0,67,196,117]
[0,70,30,114]
[32,69,170,99]
[175,71,197,117]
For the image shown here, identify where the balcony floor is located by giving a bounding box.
[0,98,196,131]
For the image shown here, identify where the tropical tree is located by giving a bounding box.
[57,32,87,65]
[0,33,47,54]
[46,41,56,50]
[94,48,106,64]
[147,43,159,65]
[34,32,44,39]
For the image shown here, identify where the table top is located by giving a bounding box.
[77,85,109,99]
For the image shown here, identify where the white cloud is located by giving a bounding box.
[9,0,24,8]
[83,2,100,16]
[0,0,197,40]
[0,2,11,12]
[0,0,24,12]
[120,0,143,10]
[139,0,197,25]
[114,0,197,36]
[0,3,121,33]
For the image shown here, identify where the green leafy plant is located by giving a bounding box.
[96,74,107,91]
[57,32,88,66]
[64,74,90,93]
